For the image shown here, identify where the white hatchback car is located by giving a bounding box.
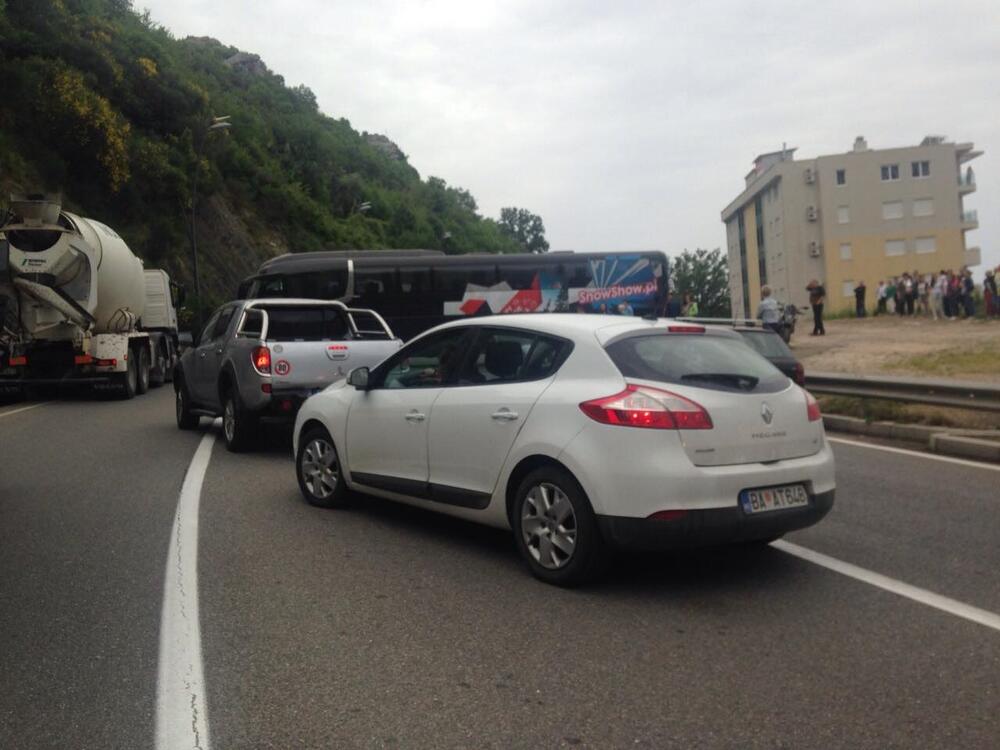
[293,315,835,586]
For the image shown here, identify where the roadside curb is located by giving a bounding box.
[823,414,1000,464]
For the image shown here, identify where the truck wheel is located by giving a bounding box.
[175,381,200,430]
[150,342,167,388]
[222,392,258,452]
[136,346,150,395]
[117,353,138,400]
[296,426,351,508]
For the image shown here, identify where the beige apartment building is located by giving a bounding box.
[721,136,982,316]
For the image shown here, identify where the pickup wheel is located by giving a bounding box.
[222,392,258,452]
[175,380,200,430]
[116,352,138,400]
[136,346,150,395]
[296,426,351,508]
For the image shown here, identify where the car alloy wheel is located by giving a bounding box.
[223,399,236,444]
[301,437,339,500]
[521,482,578,570]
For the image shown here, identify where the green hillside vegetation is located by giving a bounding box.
[0,0,524,311]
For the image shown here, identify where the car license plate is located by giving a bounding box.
[740,484,809,514]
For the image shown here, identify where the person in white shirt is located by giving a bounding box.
[931,272,947,321]
[757,286,781,333]
[875,281,887,316]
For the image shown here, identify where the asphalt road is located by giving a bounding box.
[1,389,998,749]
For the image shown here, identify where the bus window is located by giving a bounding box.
[355,268,399,306]
[434,264,497,299]
[562,260,592,289]
[292,270,348,299]
[501,263,541,291]
[399,268,432,295]
[256,275,286,297]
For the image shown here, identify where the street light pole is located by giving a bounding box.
[189,115,231,335]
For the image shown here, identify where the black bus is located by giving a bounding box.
[237,249,669,340]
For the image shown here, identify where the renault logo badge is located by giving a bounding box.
[761,403,774,425]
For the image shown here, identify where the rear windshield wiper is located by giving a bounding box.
[680,372,760,390]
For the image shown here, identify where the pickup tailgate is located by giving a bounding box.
[268,339,400,391]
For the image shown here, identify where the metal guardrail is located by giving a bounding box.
[805,372,1000,412]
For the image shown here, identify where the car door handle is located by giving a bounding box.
[404,411,426,422]
[491,409,519,421]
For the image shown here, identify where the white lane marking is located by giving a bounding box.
[0,402,48,419]
[828,435,1000,473]
[155,428,217,750]
[773,540,1000,634]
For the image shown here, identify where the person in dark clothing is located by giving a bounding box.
[854,280,867,318]
[806,279,826,335]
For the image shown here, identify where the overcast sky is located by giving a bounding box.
[142,0,998,269]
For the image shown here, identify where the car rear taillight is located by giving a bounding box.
[580,384,713,430]
[805,390,822,422]
[793,362,805,387]
[252,346,271,374]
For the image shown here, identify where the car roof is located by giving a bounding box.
[424,314,742,345]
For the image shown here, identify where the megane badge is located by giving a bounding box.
[761,402,774,425]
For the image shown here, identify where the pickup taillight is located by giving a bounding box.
[252,346,271,374]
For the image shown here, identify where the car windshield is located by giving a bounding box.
[261,306,348,341]
[604,333,789,393]
[737,330,794,359]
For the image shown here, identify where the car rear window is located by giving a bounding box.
[262,306,348,341]
[737,330,793,359]
[605,333,789,393]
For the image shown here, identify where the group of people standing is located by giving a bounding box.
[851,267,1000,320]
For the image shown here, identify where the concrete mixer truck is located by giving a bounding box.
[0,194,181,399]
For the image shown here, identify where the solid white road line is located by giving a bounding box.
[155,429,217,750]
[0,402,48,419]
[773,540,1000,634]
[827,435,1000,472]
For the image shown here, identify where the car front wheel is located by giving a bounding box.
[512,466,605,587]
[296,427,351,508]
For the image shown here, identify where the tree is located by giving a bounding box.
[498,207,549,253]
[671,248,731,317]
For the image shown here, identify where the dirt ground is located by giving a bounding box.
[791,315,1000,383]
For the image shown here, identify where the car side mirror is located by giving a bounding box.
[348,366,370,390]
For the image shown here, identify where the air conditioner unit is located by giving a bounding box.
[806,206,818,221]
[804,168,816,184]
[808,241,822,257]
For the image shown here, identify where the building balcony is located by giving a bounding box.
[961,209,979,230]
[964,246,981,266]
[956,142,984,163]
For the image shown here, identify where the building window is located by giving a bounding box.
[882,201,904,220]
[913,198,934,217]
[837,206,850,224]
[836,169,846,185]
[737,211,750,317]
[839,243,852,260]
[885,239,906,256]
[915,236,937,254]
[754,196,767,286]
[880,164,900,181]
[911,160,930,178]
[842,281,855,298]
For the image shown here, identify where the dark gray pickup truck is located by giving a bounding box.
[174,298,401,451]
